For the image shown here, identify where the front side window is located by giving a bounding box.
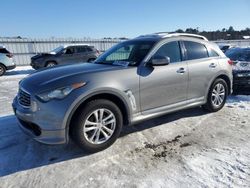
[95,40,156,66]
[153,41,181,63]
[64,47,74,54]
[184,41,209,60]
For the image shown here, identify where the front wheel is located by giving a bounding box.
[0,64,6,76]
[202,78,228,112]
[45,61,57,67]
[71,99,123,152]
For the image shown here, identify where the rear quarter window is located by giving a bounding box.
[208,48,219,57]
[184,41,209,60]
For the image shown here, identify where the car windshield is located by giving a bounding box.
[50,46,64,54]
[95,40,156,66]
[225,48,241,61]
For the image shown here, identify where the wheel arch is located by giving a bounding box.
[66,91,131,140]
[45,60,57,66]
[0,62,7,69]
[206,74,232,99]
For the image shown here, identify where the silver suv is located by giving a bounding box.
[0,45,16,76]
[13,33,233,152]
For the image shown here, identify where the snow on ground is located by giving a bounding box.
[0,66,34,116]
[0,66,250,187]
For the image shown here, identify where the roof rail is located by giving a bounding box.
[154,32,208,41]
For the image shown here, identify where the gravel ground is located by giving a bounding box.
[0,67,249,188]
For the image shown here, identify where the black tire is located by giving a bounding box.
[232,86,239,95]
[0,64,6,76]
[71,99,123,153]
[202,78,228,112]
[45,61,57,67]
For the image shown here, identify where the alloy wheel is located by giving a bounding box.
[83,108,116,144]
[211,83,225,107]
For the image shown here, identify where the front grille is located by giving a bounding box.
[18,88,31,107]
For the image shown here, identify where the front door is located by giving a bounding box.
[139,41,188,113]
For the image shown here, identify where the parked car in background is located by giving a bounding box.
[0,45,16,76]
[13,33,232,152]
[219,44,236,53]
[225,48,250,94]
[30,44,100,69]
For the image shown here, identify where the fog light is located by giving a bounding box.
[31,100,38,112]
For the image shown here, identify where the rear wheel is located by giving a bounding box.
[202,78,228,112]
[71,99,123,152]
[0,64,6,76]
[46,61,57,67]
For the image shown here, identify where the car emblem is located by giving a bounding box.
[240,63,248,67]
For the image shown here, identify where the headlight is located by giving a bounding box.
[37,82,86,102]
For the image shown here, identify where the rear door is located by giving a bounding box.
[75,46,90,62]
[182,40,220,101]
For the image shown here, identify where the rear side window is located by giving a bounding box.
[0,48,10,54]
[184,41,208,60]
[86,47,94,52]
[154,41,181,63]
[208,48,219,57]
[76,46,87,53]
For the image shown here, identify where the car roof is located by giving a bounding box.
[136,32,208,41]
[63,44,92,48]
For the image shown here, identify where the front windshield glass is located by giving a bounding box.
[50,46,64,54]
[95,40,156,66]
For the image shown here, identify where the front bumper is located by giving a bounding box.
[30,60,44,70]
[233,73,250,93]
[12,96,68,145]
[6,64,16,70]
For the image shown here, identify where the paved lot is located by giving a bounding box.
[0,67,249,187]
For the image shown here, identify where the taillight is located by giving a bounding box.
[6,53,13,58]
[228,60,233,65]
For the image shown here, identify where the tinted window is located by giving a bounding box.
[184,41,209,60]
[65,47,75,54]
[245,52,250,61]
[76,46,87,53]
[0,48,10,54]
[154,41,181,63]
[86,47,94,52]
[208,48,219,57]
[225,48,241,61]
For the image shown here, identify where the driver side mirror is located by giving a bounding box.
[149,55,170,66]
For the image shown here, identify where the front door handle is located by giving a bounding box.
[176,67,186,74]
[209,63,217,68]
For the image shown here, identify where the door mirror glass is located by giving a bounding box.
[149,55,170,66]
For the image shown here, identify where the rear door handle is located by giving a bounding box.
[176,67,186,74]
[209,63,217,68]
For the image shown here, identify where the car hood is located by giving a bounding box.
[31,53,54,60]
[20,63,129,93]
